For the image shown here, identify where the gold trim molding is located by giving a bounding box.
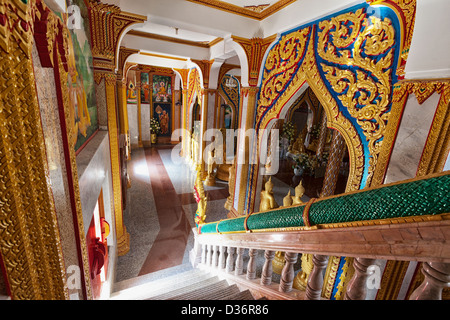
[186,0,296,20]
[372,79,450,185]
[127,30,223,48]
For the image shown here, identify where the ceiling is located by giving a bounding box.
[185,0,297,20]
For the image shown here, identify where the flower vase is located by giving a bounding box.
[151,133,157,144]
[294,167,303,176]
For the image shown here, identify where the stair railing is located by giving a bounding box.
[192,172,450,300]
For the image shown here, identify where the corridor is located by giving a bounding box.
[113,145,302,288]
[114,145,230,284]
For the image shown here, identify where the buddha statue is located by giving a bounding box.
[289,126,307,155]
[259,177,279,212]
[224,162,235,210]
[291,180,306,205]
[205,149,216,186]
[282,190,293,207]
[293,253,314,290]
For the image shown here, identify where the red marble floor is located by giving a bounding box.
[136,145,229,276]
[123,145,346,280]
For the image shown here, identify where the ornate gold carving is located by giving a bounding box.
[376,260,409,300]
[367,0,417,78]
[194,167,208,226]
[101,72,130,256]
[233,35,276,87]
[0,0,69,300]
[322,256,342,299]
[416,81,450,174]
[87,0,146,72]
[372,79,450,185]
[333,257,355,300]
[318,10,396,186]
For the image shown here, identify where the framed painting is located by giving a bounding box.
[152,74,172,104]
[64,0,99,152]
[154,103,171,137]
[141,72,150,103]
[126,81,138,104]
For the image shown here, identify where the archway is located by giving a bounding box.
[245,2,405,213]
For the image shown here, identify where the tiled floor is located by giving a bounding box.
[115,145,231,283]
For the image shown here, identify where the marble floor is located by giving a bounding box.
[114,145,232,284]
[113,145,338,285]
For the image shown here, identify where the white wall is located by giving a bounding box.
[404,0,450,79]
[384,93,440,183]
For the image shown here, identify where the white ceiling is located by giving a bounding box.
[116,0,363,72]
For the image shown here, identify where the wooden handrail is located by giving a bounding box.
[197,216,450,263]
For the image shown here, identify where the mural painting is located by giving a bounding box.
[141,72,150,103]
[65,0,99,152]
[152,74,172,103]
[126,81,138,104]
[154,104,172,137]
[152,74,173,138]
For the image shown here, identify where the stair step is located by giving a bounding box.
[169,281,241,300]
[223,289,255,300]
[113,263,194,292]
[149,276,224,300]
[111,269,214,300]
[112,267,257,300]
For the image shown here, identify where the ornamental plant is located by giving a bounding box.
[282,121,296,142]
[309,124,320,139]
[292,152,317,175]
[150,117,161,134]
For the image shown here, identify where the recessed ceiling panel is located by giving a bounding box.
[186,0,297,20]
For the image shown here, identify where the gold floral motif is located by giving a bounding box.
[188,68,202,108]
[233,35,276,87]
[258,27,310,115]
[318,11,396,186]
[219,74,240,115]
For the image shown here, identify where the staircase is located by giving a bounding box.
[110,264,255,300]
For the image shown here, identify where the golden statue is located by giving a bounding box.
[224,162,236,210]
[291,180,306,205]
[205,149,216,186]
[272,251,286,275]
[259,177,279,212]
[294,253,314,290]
[194,166,207,226]
[289,126,307,155]
[282,190,293,207]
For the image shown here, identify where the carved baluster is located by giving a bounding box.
[226,246,235,273]
[246,249,257,280]
[218,246,226,270]
[212,245,219,268]
[344,258,376,300]
[261,250,275,286]
[235,247,245,276]
[201,244,207,265]
[409,262,450,300]
[305,254,329,300]
[279,252,298,292]
[206,244,213,267]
